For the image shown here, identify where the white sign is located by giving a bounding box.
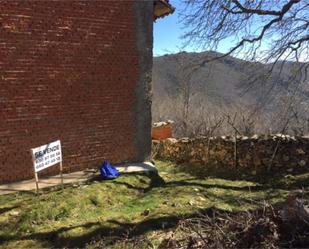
[31,140,62,172]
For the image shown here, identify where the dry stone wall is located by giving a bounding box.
[154,134,309,173]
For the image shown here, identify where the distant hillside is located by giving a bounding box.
[152,51,309,136]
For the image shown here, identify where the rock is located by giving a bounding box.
[153,120,173,128]
[198,196,206,201]
[188,200,195,206]
[141,209,150,216]
[251,134,259,139]
[180,138,190,143]
[166,138,178,144]
[296,148,305,155]
[152,139,160,145]
[287,168,294,173]
[298,160,306,167]
[9,211,19,216]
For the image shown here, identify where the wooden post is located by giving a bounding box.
[234,131,238,168]
[31,149,40,195]
[34,171,39,194]
[60,161,64,190]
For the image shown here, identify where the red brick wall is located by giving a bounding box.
[0,1,152,183]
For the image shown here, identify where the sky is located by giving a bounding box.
[153,0,232,57]
[153,0,185,56]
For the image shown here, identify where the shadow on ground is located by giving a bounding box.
[176,163,309,191]
[0,206,218,248]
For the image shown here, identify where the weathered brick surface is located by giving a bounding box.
[0,1,152,183]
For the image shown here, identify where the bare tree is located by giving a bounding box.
[177,56,194,135]
[181,0,309,62]
[181,0,309,76]
[163,53,204,136]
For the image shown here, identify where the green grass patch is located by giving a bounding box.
[0,160,308,248]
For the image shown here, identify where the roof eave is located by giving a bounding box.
[154,0,175,21]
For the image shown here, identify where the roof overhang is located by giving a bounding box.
[154,0,175,20]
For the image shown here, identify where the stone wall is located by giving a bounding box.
[154,134,309,174]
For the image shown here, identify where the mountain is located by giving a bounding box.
[152,51,309,136]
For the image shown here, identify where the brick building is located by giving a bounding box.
[0,1,174,183]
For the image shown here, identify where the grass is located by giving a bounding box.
[0,160,308,248]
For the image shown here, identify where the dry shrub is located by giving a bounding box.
[158,197,309,249]
[86,197,309,249]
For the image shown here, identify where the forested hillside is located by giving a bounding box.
[152,52,309,136]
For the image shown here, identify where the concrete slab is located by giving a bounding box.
[0,162,156,195]
[0,170,98,195]
[115,161,157,173]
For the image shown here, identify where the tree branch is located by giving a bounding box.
[230,0,301,16]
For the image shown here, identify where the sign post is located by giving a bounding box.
[60,161,64,190]
[31,140,63,194]
[34,171,39,194]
